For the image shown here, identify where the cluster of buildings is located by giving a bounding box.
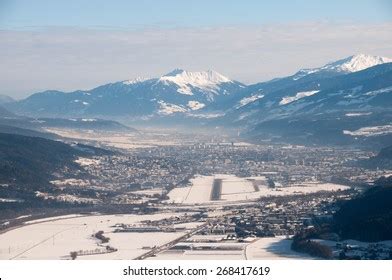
[192,190,354,240]
[79,142,387,198]
[335,242,392,260]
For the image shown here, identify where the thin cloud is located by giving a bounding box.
[1,22,392,98]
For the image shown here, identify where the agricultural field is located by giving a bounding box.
[0,213,198,260]
[152,236,311,260]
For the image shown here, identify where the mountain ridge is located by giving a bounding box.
[3,54,392,148]
[6,69,244,118]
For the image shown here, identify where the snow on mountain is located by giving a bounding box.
[343,124,392,137]
[123,77,151,85]
[237,94,264,108]
[345,112,372,117]
[187,100,205,110]
[363,86,392,97]
[158,69,234,97]
[158,100,206,115]
[279,90,319,105]
[293,54,392,80]
[7,55,390,122]
[157,100,187,115]
[323,54,392,72]
[7,67,245,118]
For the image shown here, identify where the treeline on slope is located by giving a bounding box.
[333,180,392,242]
[291,229,333,259]
[0,132,112,186]
[247,111,392,149]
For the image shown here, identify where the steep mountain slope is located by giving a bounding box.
[334,184,392,242]
[204,54,392,114]
[4,54,391,147]
[0,133,111,186]
[0,133,115,212]
[292,54,392,80]
[229,62,392,125]
[215,59,392,147]
[7,69,244,118]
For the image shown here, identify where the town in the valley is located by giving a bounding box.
[1,129,391,260]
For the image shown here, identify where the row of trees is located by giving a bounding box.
[291,230,333,259]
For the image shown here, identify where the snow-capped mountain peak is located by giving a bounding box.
[122,77,150,85]
[293,54,392,80]
[162,68,186,77]
[322,54,392,73]
[158,69,234,95]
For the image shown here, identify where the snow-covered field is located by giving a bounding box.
[0,213,193,260]
[220,175,255,195]
[152,236,312,260]
[167,175,214,204]
[153,249,244,260]
[23,214,85,225]
[44,128,179,149]
[266,182,350,196]
[50,178,90,187]
[167,174,349,205]
[245,237,314,260]
[132,188,165,196]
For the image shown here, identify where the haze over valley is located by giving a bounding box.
[1,0,392,261]
[1,53,392,260]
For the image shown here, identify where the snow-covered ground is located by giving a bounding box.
[167,175,215,204]
[74,157,101,166]
[132,188,165,196]
[153,250,244,260]
[293,54,391,81]
[313,238,392,248]
[35,191,100,204]
[44,128,179,149]
[220,174,255,195]
[158,101,187,115]
[266,182,350,196]
[245,237,314,260]
[23,214,85,225]
[187,100,205,110]
[343,124,392,137]
[237,94,264,108]
[158,69,232,96]
[279,90,319,105]
[50,178,90,187]
[0,213,193,260]
[152,236,312,260]
[167,175,349,205]
[345,112,372,117]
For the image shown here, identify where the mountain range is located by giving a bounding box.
[3,54,392,147]
[6,69,244,118]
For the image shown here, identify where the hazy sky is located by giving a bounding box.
[1,0,392,98]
